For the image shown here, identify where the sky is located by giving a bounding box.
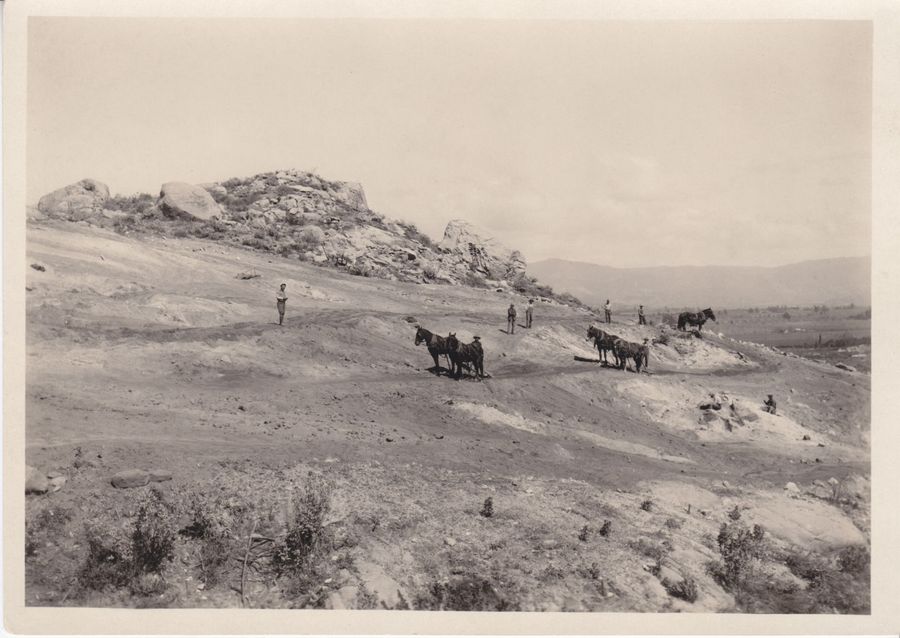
[27,18,872,268]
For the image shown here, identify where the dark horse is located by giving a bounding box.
[677,308,716,332]
[414,326,452,373]
[586,325,620,366]
[613,338,650,373]
[446,333,485,380]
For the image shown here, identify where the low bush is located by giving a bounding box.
[663,576,698,603]
[414,575,518,611]
[708,522,766,589]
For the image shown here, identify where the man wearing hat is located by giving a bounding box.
[507,303,517,334]
[763,394,777,415]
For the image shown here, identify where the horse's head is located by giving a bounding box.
[586,325,598,341]
[703,308,717,322]
[446,333,459,352]
[414,326,428,346]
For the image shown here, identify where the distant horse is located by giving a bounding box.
[613,338,650,373]
[587,325,620,366]
[446,333,485,380]
[414,326,452,373]
[677,308,716,332]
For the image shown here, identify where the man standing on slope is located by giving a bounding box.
[276,283,288,326]
[525,299,534,328]
[604,299,612,324]
[507,304,517,335]
[638,305,646,325]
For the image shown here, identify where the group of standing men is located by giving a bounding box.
[506,299,535,334]
[604,299,646,326]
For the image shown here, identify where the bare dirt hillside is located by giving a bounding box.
[25,221,870,612]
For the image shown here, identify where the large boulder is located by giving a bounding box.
[332,182,368,211]
[37,179,110,220]
[157,182,222,220]
[110,469,150,489]
[25,465,49,494]
[439,219,527,280]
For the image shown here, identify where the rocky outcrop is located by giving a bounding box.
[37,179,110,220]
[158,182,222,220]
[332,182,368,211]
[32,168,568,299]
[439,219,527,280]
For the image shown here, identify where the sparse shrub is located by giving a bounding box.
[106,193,155,217]
[26,505,73,558]
[297,225,325,249]
[663,576,699,603]
[462,271,487,289]
[837,545,870,576]
[80,522,134,591]
[355,583,380,609]
[180,493,233,587]
[599,520,612,537]
[272,474,331,575]
[664,517,683,530]
[578,525,590,542]
[422,262,438,280]
[79,488,177,593]
[415,575,517,611]
[130,489,177,575]
[640,499,654,512]
[479,497,494,518]
[727,505,742,521]
[709,522,766,588]
[660,313,677,328]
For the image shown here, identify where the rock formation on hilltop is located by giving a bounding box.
[37,179,110,220]
[440,219,526,281]
[33,169,574,302]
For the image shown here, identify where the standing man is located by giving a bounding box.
[525,299,534,328]
[604,299,612,324]
[276,283,288,326]
[507,303,517,334]
[638,305,646,325]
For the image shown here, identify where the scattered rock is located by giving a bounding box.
[48,476,67,493]
[30,263,46,272]
[157,182,222,220]
[802,434,811,441]
[110,469,150,489]
[784,482,800,494]
[325,585,359,610]
[540,538,559,550]
[835,363,857,372]
[444,537,457,547]
[25,465,49,494]
[148,469,172,483]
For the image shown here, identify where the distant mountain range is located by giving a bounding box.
[527,256,870,309]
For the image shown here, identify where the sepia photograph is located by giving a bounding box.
[5,0,899,633]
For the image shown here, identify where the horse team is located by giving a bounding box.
[415,307,716,380]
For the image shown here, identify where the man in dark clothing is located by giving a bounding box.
[507,304,517,334]
[764,394,777,415]
[638,305,646,325]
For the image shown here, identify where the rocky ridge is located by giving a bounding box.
[31,170,561,298]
